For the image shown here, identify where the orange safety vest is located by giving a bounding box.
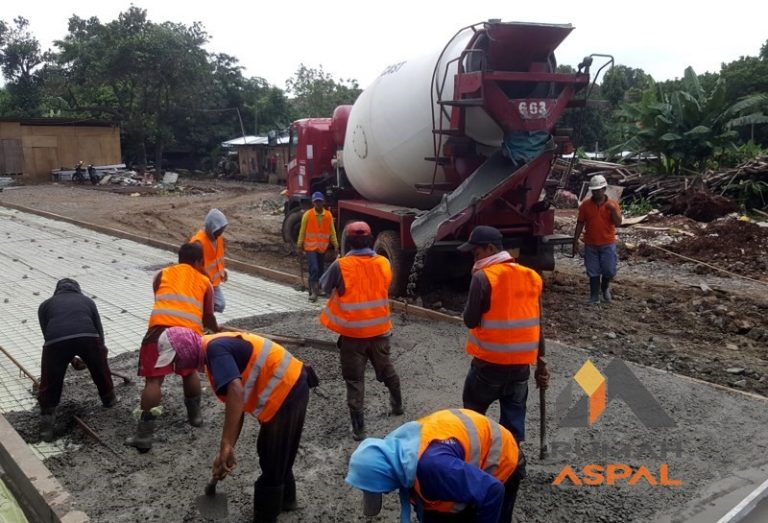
[148,263,211,335]
[466,262,542,365]
[202,332,303,423]
[302,209,334,253]
[412,409,519,513]
[190,229,226,287]
[320,255,392,338]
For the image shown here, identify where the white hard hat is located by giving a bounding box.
[589,175,608,190]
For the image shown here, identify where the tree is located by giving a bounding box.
[612,67,768,173]
[0,16,46,116]
[285,64,361,118]
[601,65,653,107]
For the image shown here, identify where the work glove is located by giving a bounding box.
[70,357,87,371]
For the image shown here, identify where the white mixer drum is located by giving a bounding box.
[343,27,504,210]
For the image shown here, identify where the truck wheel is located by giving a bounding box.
[282,208,303,253]
[374,230,413,298]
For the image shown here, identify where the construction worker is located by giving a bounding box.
[346,408,525,523]
[204,331,316,523]
[572,174,623,304]
[37,278,115,442]
[126,242,220,452]
[458,225,548,444]
[296,192,338,302]
[190,208,229,312]
[319,221,402,441]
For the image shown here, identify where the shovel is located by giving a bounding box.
[196,477,228,519]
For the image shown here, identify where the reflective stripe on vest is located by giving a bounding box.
[203,332,303,423]
[190,230,225,286]
[319,255,392,338]
[303,209,333,253]
[466,262,542,365]
[412,409,517,514]
[148,264,210,334]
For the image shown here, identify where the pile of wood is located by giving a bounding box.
[550,156,768,209]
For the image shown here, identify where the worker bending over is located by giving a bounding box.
[320,221,403,441]
[346,408,525,523]
[190,208,229,312]
[37,278,115,442]
[296,192,338,301]
[126,242,220,452]
[204,332,317,523]
[458,226,548,444]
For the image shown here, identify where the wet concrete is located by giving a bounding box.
[5,310,768,522]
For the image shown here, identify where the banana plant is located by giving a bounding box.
[610,67,768,173]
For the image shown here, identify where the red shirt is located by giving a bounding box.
[578,198,620,245]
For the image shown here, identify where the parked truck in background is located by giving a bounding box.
[282,19,602,296]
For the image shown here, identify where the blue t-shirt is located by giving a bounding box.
[416,439,505,522]
[205,337,253,395]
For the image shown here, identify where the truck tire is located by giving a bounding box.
[374,230,413,298]
[282,208,303,253]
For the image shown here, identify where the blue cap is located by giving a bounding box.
[457,226,503,252]
[311,191,325,202]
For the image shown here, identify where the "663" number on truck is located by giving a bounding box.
[518,101,548,119]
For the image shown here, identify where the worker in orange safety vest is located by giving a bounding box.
[458,226,549,444]
[297,192,338,301]
[125,242,221,452]
[319,221,403,441]
[346,408,525,523]
[190,208,229,312]
[203,331,318,523]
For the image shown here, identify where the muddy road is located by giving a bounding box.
[2,179,767,398]
[7,312,768,522]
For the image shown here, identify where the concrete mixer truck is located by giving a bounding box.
[282,19,600,296]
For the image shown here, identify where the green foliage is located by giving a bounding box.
[285,64,362,118]
[623,197,656,216]
[611,67,768,173]
[0,16,45,116]
[727,179,768,210]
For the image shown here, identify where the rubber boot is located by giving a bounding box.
[282,474,298,512]
[184,395,203,427]
[125,411,156,453]
[601,276,612,303]
[101,391,117,408]
[253,481,284,523]
[589,277,601,305]
[386,377,404,415]
[39,408,55,443]
[350,409,367,441]
[309,282,318,303]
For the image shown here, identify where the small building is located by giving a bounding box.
[0,118,121,181]
[222,134,290,182]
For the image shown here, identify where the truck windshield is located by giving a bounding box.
[288,127,298,161]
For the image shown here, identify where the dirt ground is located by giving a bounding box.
[3,179,768,521]
[2,179,767,401]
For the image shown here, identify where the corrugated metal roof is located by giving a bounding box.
[222,135,290,147]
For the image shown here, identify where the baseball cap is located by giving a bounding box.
[345,221,372,236]
[457,225,503,252]
[362,491,383,516]
[311,191,325,202]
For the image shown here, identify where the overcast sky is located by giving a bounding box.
[2,0,765,90]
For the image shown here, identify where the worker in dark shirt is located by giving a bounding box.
[458,226,548,443]
[126,242,220,452]
[204,332,317,523]
[346,408,525,523]
[37,278,115,442]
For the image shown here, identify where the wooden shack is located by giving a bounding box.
[0,118,121,181]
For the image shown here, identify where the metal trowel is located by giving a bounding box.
[196,478,229,519]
